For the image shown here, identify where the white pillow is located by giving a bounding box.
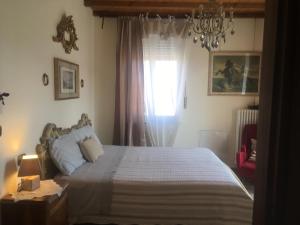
[71,125,102,144]
[49,133,86,175]
[80,137,104,162]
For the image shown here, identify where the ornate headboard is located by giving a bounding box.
[36,113,92,179]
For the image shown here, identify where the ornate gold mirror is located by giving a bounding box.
[53,14,79,54]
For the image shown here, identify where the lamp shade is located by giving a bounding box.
[18,154,41,177]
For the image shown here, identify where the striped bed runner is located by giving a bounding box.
[110,147,253,225]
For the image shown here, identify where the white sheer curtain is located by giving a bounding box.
[142,19,189,146]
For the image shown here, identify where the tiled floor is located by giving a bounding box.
[239,177,255,198]
[231,168,255,198]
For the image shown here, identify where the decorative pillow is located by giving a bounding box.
[49,133,86,175]
[80,137,104,162]
[248,138,257,162]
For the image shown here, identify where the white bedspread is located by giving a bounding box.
[60,146,253,225]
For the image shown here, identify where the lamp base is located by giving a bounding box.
[21,175,40,191]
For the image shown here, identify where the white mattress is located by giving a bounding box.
[57,146,253,225]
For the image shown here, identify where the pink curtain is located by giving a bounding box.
[113,18,146,146]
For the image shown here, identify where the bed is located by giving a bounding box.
[36,114,253,225]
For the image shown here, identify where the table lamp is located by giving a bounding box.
[18,154,41,191]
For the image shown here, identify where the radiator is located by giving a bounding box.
[235,109,258,155]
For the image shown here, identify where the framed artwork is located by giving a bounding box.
[208,51,261,96]
[54,58,79,100]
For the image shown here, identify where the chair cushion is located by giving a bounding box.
[248,138,257,162]
[241,124,257,155]
[241,161,256,171]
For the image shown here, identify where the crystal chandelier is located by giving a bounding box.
[187,1,235,51]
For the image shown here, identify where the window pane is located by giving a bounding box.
[144,60,178,116]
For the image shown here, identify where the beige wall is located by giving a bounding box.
[94,18,117,144]
[0,0,96,195]
[93,19,264,167]
[174,19,264,166]
[0,5,263,197]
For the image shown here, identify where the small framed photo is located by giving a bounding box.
[54,58,79,100]
[208,51,261,96]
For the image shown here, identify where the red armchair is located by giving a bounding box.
[236,124,257,181]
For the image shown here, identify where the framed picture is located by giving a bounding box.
[54,58,79,100]
[208,51,261,96]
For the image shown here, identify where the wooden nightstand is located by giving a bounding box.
[0,181,68,225]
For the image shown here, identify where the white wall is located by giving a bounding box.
[0,0,96,195]
[174,19,264,166]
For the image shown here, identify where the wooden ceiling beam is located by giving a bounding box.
[85,0,265,6]
[85,0,265,18]
[90,4,264,10]
[93,11,264,18]
[85,0,264,7]
[90,6,264,12]
[90,7,263,14]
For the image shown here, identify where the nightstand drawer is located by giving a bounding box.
[1,200,48,225]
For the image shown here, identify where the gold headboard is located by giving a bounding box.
[36,113,92,179]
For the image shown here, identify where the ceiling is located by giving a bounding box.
[84,0,265,18]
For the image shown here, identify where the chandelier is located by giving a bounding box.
[187,1,235,51]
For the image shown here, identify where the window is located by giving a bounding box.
[144,60,178,116]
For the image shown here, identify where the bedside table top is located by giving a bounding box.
[1,180,68,204]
